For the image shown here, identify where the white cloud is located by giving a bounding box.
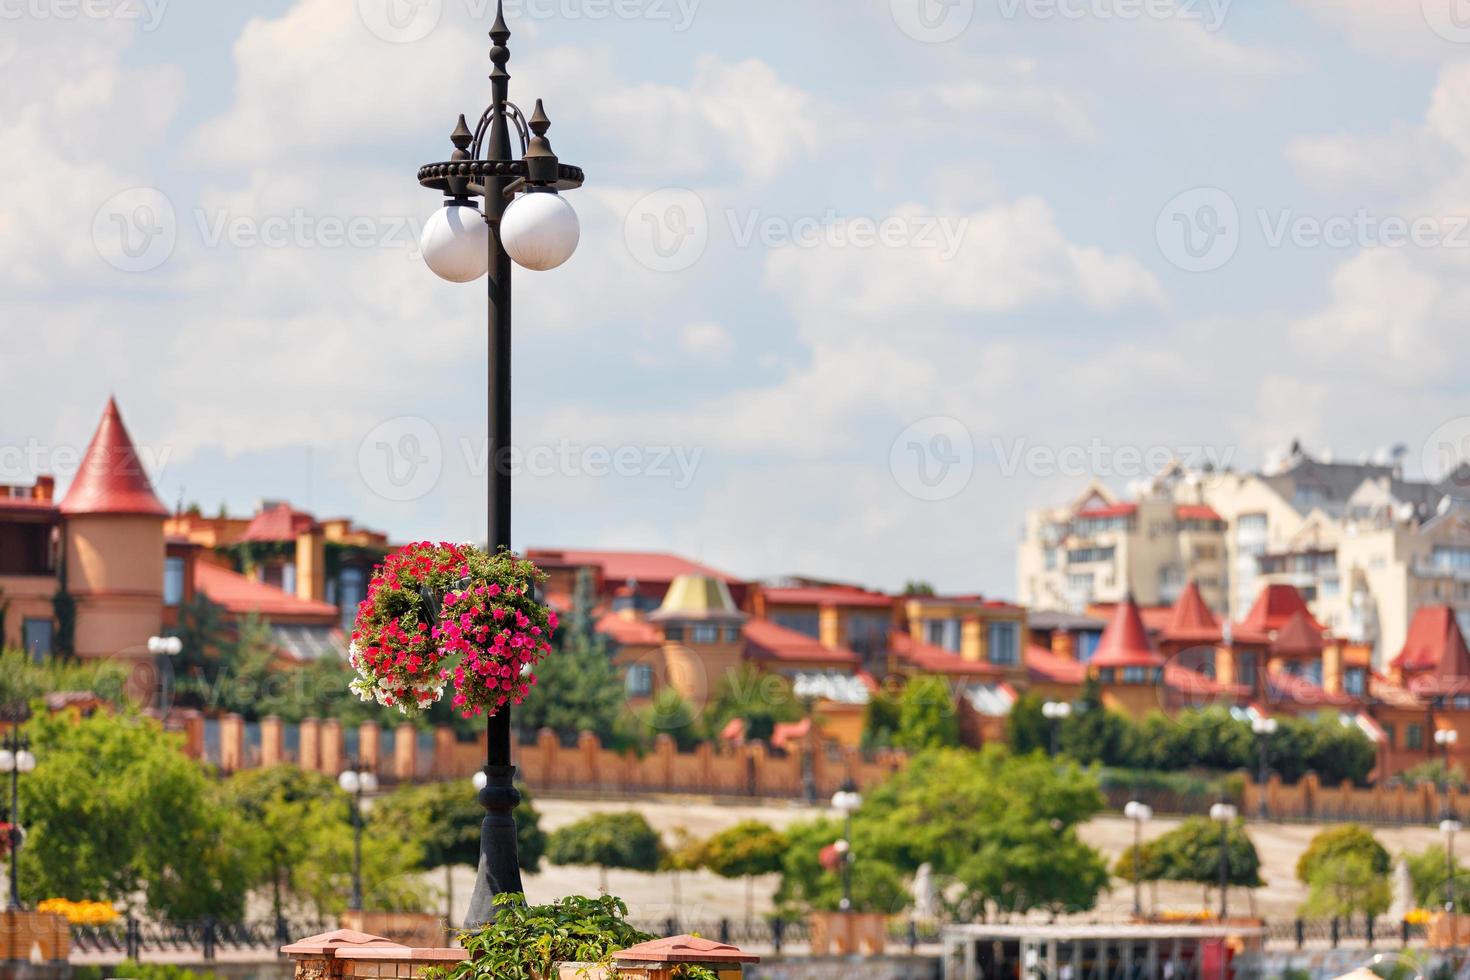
[679,321,734,359]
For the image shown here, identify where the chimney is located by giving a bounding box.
[1051,630,1077,661]
[32,476,54,502]
[295,525,327,604]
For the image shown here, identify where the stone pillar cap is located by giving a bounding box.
[613,935,760,964]
[280,928,406,956]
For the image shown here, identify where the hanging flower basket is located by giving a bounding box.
[349,542,556,718]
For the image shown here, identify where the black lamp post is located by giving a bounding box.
[1123,800,1152,920]
[1445,817,1463,957]
[338,761,378,913]
[0,731,36,911]
[832,782,862,912]
[415,0,585,929]
[1042,700,1071,756]
[1251,715,1277,820]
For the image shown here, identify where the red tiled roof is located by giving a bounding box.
[1240,584,1324,635]
[527,548,742,585]
[761,585,892,608]
[1090,598,1166,670]
[1076,503,1138,519]
[1175,504,1223,522]
[241,503,315,542]
[1272,608,1326,655]
[195,562,338,620]
[1164,664,1247,699]
[595,611,662,647]
[58,398,168,518]
[1025,644,1086,684]
[1162,581,1221,644]
[0,497,58,518]
[743,618,860,665]
[889,632,1004,677]
[771,717,811,750]
[1394,606,1470,674]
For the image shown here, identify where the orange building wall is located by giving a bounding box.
[65,514,164,660]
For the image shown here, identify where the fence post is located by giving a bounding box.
[202,917,217,961]
[719,918,730,945]
[1367,914,1375,947]
[772,917,784,955]
[908,918,919,953]
[125,917,139,961]
[1402,917,1411,946]
[1330,917,1340,948]
[665,917,678,939]
[276,916,290,957]
[1295,918,1304,950]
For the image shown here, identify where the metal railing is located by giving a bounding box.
[71,917,329,961]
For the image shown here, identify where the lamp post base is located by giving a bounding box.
[464,764,523,928]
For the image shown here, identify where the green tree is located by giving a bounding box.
[860,685,901,751]
[546,811,665,894]
[1301,853,1390,919]
[1407,844,1470,912]
[616,688,702,752]
[516,568,623,740]
[1057,678,1136,766]
[18,712,252,919]
[695,820,787,926]
[1296,825,1390,884]
[705,665,804,743]
[1131,816,1262,909]
[1006,693,1050,756]
[774,817,909,915]
[894,675,960,751]
[955,822,1109,921]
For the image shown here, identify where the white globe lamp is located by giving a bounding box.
[421,203,490,283]
[501,192,580,271]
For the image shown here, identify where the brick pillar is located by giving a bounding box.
[655,734,676,791]
[321,718,343,775]
[579,730,601,787]
[394,722,418,781]
[260,716,284,768]
[359,721,381,775]
[179,709,205,760]
[220,713,245,773]
[433,726,456,778]
[537,728,559,787]
[300,718,321,772]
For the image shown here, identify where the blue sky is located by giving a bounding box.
[5,0,1470,596]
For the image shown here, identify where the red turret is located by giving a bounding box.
[59,398,167,518]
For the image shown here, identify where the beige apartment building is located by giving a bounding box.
[1019,443,1465,665]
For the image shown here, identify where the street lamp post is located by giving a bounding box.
[0,732,37,911]
[1209,802,1237,922]
[832,783,862,912]
[1251,716,1277,820]
[1445,817,1463,957]
[338,762,379,913]
[147,634,182,715]
[1437,728,1459,793]
[415,0,585,928]
[1042,701,1072,756]
[1123,801,1152,920]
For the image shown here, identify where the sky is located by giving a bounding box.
[4,0,1470,597]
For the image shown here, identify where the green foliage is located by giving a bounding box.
[50,583,75,661]
[515,567,622,741]
[1407,844,1470,912]
[547,811,665,891]
[1117,817,1262,889]
[372,780,544,874]
[954,822,1109,921]
[860,685,901,751]
[774,817,910,915]
[1006,693,1050,755]
[705,664,804,743]
[75,961,221,980]
[1399,758,1466,789]
[222,766,429,918]
[429,893,654,980]
[893,675,960,751]
[1301,852,1390,919]
[19,711,252,919]
[0,648,130,710]
[1056,679,1135,766]
[1295,824,1390,884]
[617,688,703,752]
[696,821,786,879]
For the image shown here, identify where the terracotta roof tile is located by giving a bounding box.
[1271,608,1326,655]
[1090,597,1166,670]
[1025,644,1086,684]
[58,398,168,518]
[890,631,1005,677]
[241,503,316,542]
[743,618,860,665]
[1240,584,1324,635]
[1161,581,1221,644]
[760,585,893,608]
[196,562,338,620]
[527,548,742,585]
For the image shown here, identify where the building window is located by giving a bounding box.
[1237,652,1257,688]
[1383,723,1396,748]
[1344,668,1366,697]
[22,619,52,662]
[1122,666,1149,684]
[1434,547,1470,573]
[845,613,889,657]
[163,556,187,607]
[625,664,654,698]
[1097,668,1116,684]
[722,626,741,643]
[664,625,685,642]
[1067,546,1117,565]
[1407,724,1425,750]
[338,567,365,631]
[772,611,820,638]
[987,621,1019,666]
[924,618,961,653]
[1077,630,1102,661]
[692,624,719,645]
[1456,695,1470,711]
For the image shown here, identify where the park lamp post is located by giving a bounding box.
[832,782,862,912]
[1445,817,1463,954]
[1123,800,1152,920]
[147,634,182,715]
[415,0,585,928]
[1042,701,1072,756]
[1209,802,1237,923]
[338,762,379,913]
[1251,716,1277,819]
[0,732,36,911]
[1438,728,1459,791]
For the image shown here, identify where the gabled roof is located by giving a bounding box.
[1175,504,1223,522]
[527,548,742,585]
[1392,606,1470,685]
[889,632,1004,677]
[1161,581,1221,644]
[1025,644,1086,684]
[1271,609,1326,655]
[241,502,315,542]
[1090,597,1166,670]
[743,618,859,666]
[195,562,338,621]
[58,398,168,518]
[1239,584,1324,635]
[595,611,662,647]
